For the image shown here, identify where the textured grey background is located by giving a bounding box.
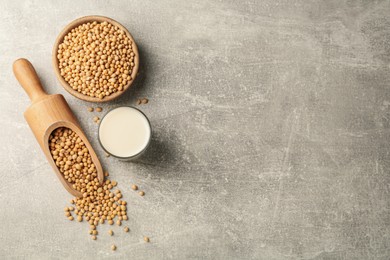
[0,0,389,259]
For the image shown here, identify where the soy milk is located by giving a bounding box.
[99,107,151,159]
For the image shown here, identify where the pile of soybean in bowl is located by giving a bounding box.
[49,127,129,250]
[56,21,136,99]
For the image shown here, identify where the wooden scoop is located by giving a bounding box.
[13,58,104,197]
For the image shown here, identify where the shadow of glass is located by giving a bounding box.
[134,133,178,170]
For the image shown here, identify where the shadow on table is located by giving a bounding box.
[134,133,179,171]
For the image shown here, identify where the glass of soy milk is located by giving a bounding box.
[98,107,151,160]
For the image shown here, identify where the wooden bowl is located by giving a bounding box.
[52,15,139,103]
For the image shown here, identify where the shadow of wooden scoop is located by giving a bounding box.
[13,58,104,197]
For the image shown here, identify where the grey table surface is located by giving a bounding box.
[1,0,389,259]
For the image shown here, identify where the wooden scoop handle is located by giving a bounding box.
[13,58,48,103]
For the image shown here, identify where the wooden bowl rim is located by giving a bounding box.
[52,15,139,103]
